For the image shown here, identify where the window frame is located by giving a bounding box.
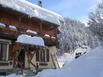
[0,39,11,62]
[36,48,49,62]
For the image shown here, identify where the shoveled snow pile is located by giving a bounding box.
[0,0,63,25]
[35,46,103,77]
[16,34,45,46]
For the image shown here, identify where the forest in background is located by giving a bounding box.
[58,0,103,56]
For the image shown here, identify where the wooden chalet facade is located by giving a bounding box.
[0,0,63,74]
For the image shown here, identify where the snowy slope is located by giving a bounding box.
[35,46,103,77]
[0,0,63,25]
[57,46,90,68]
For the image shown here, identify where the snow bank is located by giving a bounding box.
[17,34,45,46]
[6,74,23,77]
[36,46,103,77]
[0,0,64,25]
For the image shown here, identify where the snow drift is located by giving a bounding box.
[36,46,103,77]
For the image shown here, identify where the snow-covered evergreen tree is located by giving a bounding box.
[88,0,103,42]
[58,18,99,55]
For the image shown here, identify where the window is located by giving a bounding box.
[36,48,49,62]
[0,42,8,61]
[39,49,45,62]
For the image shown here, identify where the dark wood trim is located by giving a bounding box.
[39,63,48,66]
[0,62,9,66]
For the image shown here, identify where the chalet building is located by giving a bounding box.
[0,0,64,74]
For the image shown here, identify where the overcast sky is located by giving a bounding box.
[28,0,99,22]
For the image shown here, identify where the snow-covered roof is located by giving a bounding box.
[0,22,6,27]
[16,34,45,46]
[0,0,64,25]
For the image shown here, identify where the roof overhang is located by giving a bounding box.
[0,5,60,36]
[0,0,63,26]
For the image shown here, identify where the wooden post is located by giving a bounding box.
[5,24,9,28]
[40,20,43,34]
[55,28,59,48]
[38,20,44,37]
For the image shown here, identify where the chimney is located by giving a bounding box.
[38,0,42,7]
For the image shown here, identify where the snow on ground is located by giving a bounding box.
[57,46,90,68]
[16,34,45,46]
[6,74,23,77]
[2,46,103,77]
[57,53,75,68]
[35,46,103,77]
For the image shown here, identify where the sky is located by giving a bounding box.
[27,0,99,22]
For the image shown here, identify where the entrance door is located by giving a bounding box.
[17,49,25,69]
